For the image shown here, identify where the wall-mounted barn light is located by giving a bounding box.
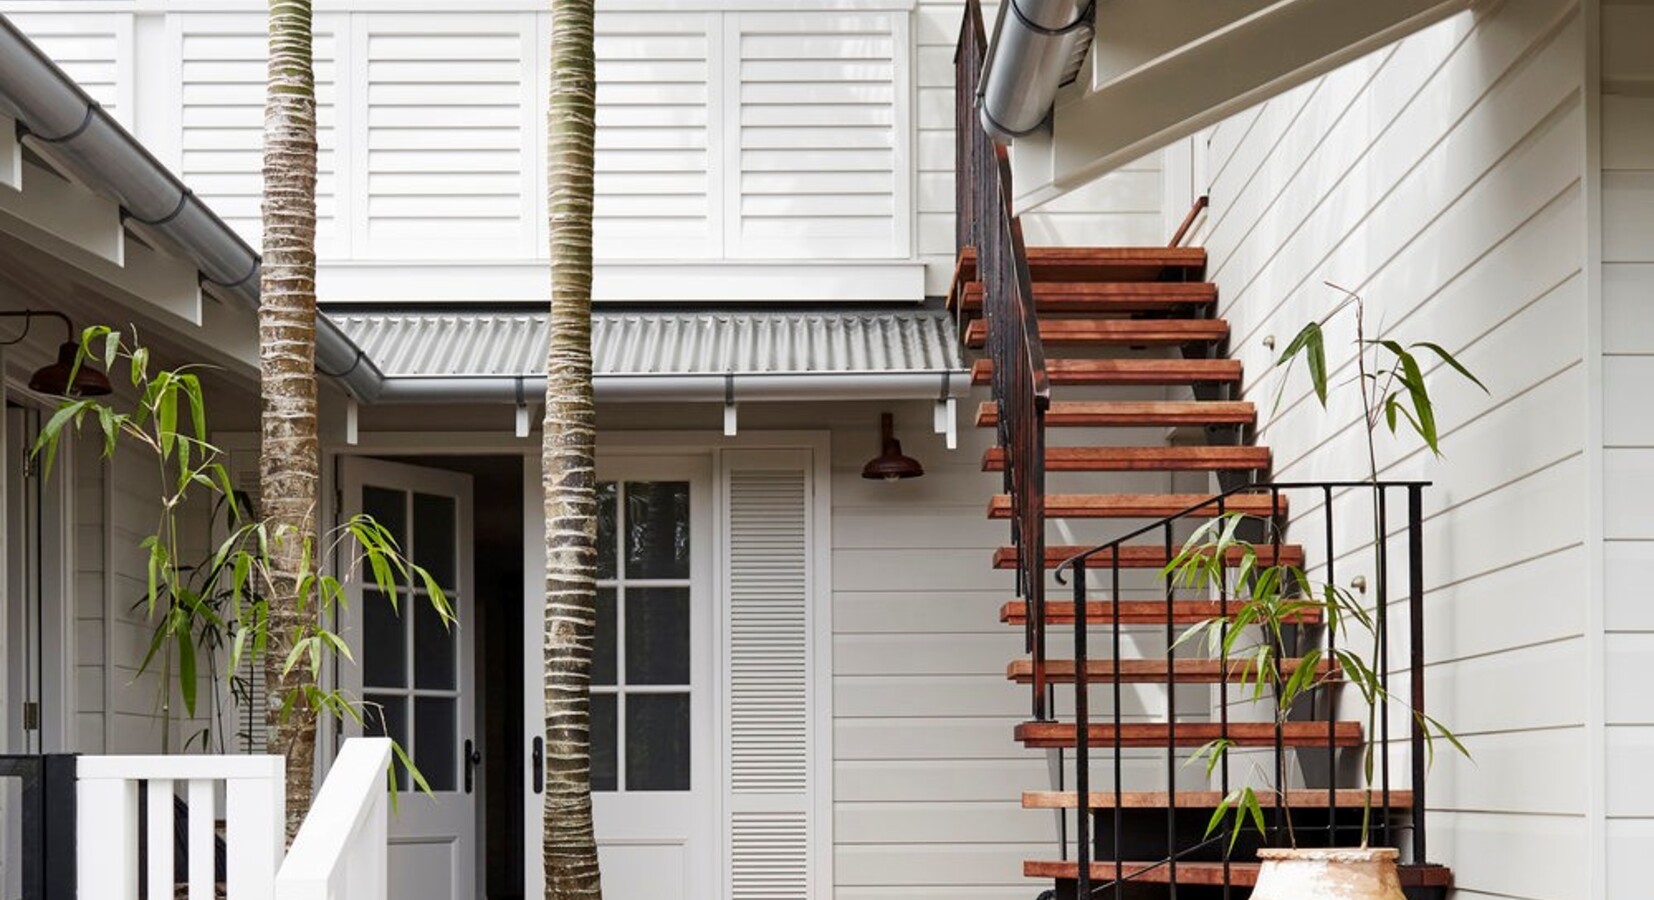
[0,310,112,396]
[861,412,924,481]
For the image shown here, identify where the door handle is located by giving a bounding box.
[464,739,482,794]
[532,737,544,794]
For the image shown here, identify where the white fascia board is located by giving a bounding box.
[318,260,928,303]
[0,160,125,268]
[0,116,19,191]
[1012,0,1472,212]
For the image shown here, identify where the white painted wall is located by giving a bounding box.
[1598,0,1654,892]
[1189,0,1592,895]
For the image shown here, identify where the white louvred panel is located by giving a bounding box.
[731,12,909,260]
[730,812,808,900]
[360,14,534,259]
[594,12,718,260]
[728,467,808,791]
[6,14,129,124]
[175,14,342,253]
[723,452,817,898]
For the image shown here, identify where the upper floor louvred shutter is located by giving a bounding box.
[729,12,910,260]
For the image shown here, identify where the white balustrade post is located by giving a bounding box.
[146,779,175,900]
[187,779,216,900]
[225,757,286,900]
[77,776,138,900]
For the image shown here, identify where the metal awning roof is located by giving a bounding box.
[328,309,963,378]
[322,309,970,408]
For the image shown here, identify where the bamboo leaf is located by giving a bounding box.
[1413,341,1487,393]
[1274,321,1329,409]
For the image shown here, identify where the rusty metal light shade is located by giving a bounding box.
[861,412,924,481]
[29,340,112,397]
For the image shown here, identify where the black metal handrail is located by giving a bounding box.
[1054,481,1435,897]
[956,0,1052,720]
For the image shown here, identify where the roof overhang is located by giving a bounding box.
[995,0,1474,212]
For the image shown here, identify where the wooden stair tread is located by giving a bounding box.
[954,246,1207,286]
[977,401,1254,428]
[988,493,1285,519]
[1015,721,1362,749]
[1007,657,1336,684]
[957,281,1217,314]
[1023,860,1453,887]
[1000,599,1322,626]
[983,446,1267,473]
[1022,789,1414,810]
[993,543,1304,570]
[965,318,1227,348]
[972,358,1242,386]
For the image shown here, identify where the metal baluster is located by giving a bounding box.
[1270,486,1285,847]
[1217,497,1231,899]
[1112,554,1124,898]
[1075,559,1091,900]
[1324,486,1338,844]
[1376,488,1391,850]
[1408,484,1427,865]
[1164,521,1178,895]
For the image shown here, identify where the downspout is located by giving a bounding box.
[0,16,384,401]
[978,0,1094,142]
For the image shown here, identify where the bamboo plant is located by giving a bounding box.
[1167,283,1481,851]
[34,326,445,788]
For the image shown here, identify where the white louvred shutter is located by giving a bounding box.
[175,13,343,253]
[723,450,821,899]
[730,11,910,260]
[594,12,719,260]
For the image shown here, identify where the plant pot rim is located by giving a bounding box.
[1256,847,1400,862]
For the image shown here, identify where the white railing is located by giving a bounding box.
[272,738,392,900]
[74,738,392,900]
[77,753,285,900]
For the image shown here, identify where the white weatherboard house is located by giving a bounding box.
[0,0,1644,897]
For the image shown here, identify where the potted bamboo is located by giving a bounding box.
[1164,284,1480,898]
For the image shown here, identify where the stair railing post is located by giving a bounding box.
[1408,484,1427,865]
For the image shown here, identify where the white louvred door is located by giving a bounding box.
[722,450,822,899]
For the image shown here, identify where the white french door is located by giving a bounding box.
[523,455,716,900]
[338,457,478,900]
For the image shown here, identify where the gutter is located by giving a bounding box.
[371,371,973,405]
[978,0,1094,142]
[0,15,384,400]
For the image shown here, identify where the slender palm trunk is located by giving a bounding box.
[261,0,320,842]
[542,0,602,896]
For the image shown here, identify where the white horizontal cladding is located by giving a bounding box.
[316,259,925,301]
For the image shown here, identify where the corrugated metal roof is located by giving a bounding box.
[327,310,963,378]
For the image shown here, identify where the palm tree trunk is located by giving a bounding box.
[261,0,320,842]
[542,0,602,896]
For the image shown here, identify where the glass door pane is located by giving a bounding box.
[591,481,693,794]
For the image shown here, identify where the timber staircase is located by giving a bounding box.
[953,2,1454,896]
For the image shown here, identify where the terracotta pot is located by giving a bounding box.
[1250,847,1406,900]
